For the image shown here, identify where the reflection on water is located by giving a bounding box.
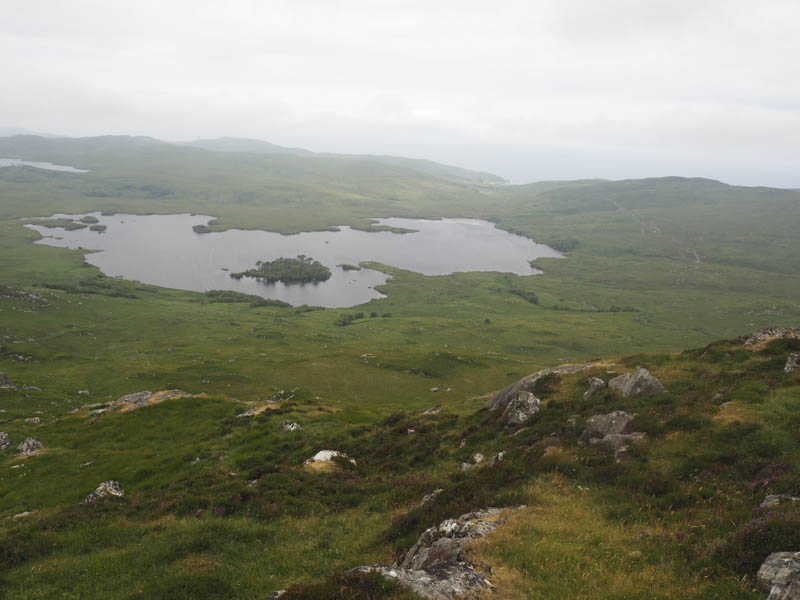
[0,158,89,173]
[27,213,562,307]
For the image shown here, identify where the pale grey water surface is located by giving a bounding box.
[0,158,89,173]
[27,213,562,307]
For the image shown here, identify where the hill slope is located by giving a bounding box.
[1,323,798,599]
[183,135,507,185]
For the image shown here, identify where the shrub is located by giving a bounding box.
[713,506,800,574]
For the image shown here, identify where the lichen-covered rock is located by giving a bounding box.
[419,488,444,508]
[108,389,190,412]
[400,509,503,570]
[758,551,800,600]
[584,376,606,399]
[486,364,592,411]
[282,421,302,432]
[584,411,637,438]
[487,451,505,466]
[583,412,645,459]
[16,437,43,456]
[590,432,646,453]
[304,450,356,465]
[0,432,9,450]
[608,368,665,398]
[744,328,800,348]
[460,453,484,472]
[761,494,800,509]
[355,564,494,600]
[502,391,541,427]
[357,508,506,599]
[786,353,800,373]
[83,480,124,503]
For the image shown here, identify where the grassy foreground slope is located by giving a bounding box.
[1,317,799,598]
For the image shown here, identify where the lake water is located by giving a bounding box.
[0,158,89,173]
[27,213,562,307]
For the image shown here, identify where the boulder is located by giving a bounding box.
[786,353,800,373]
[83,480,124,503]
[265,592,286,600]
[282,421,302,432]
[758,551,800,600]
[487,451,505,466]
[400,509,503,570]
[583,376,606,399]
[355,564,494,600]
[0,373,11,388]
[304,450,356,466]
[460,453,484,472]
[422,406,441,415]
[16,437,43,456]
[761,494,800,509]
[24,417,40,424]
[584,411,637,438]
[357,508,506,599]
[486,364,592,412]
[608,368,665,398]
[583,412,645,459]
[502,391,541,427]
[0,432,9,450]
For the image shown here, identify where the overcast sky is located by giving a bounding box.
[1,0,798,186]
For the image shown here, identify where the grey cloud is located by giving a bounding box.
[0,0,798,186]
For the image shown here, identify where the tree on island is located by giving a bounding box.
[230,255,332,284]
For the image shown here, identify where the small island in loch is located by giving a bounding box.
[230,254,332,284]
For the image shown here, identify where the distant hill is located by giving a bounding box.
[185,137,314,157]
[184,136,507,186]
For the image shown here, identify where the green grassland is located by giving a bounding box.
[0,136,799,598]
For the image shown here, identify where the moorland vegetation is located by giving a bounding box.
[0,135,799,598]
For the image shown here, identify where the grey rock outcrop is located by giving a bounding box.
[420,488,444,508]
[590,432,646,454]
[16,437,43,456]
[583,411,645,459]
[487,451,505,466]
[108,389,189,412]
[486,364,593,412]
[584,411,637,437]
[304,450,356,466]
[265,592,286,600]
[460,453,484,472]
[761,494,800,509]
[785,353,800,373]
[24,417,40,424]
[356,564,493,600]
[608,368,665,398]
[357,508,506,599]
[0,432,9,450]
[583,376,606,399]
[282,421,302,432]
[83,480,124,503]
[758,551,800,600]
[502,391,541,427]
[744,328,800,348]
